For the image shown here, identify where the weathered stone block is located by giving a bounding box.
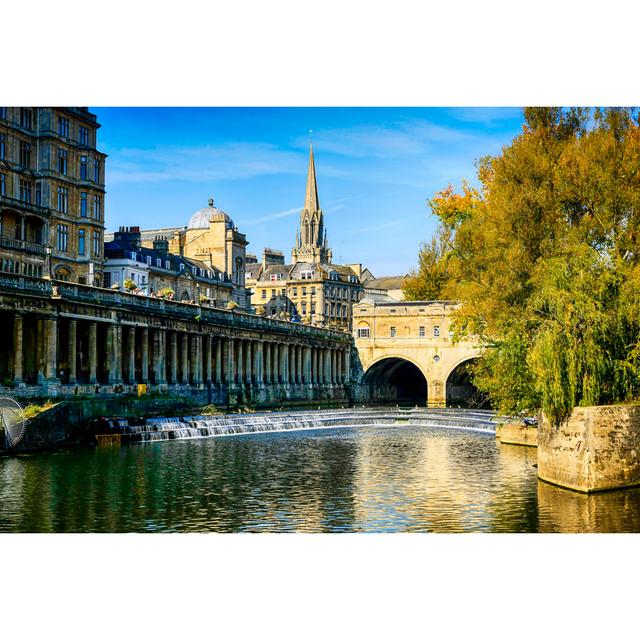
[538,405,640,493]
[496,422,537,447]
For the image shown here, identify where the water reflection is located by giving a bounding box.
[0,425,638,533]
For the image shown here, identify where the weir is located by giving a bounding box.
[98,407,502,445]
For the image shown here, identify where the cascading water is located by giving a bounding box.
[100,407,503,445]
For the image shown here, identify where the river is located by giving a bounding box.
[1,421,639,532]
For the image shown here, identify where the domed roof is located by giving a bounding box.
[187,198,233,230]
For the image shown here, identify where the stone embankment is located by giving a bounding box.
[496,422,538,447]
[538,404,640,493]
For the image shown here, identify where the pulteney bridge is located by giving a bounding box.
[352,299,484,407]
[0,273,352,407]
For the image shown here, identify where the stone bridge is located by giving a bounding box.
[0,273,352,408]
[352,299,484,407]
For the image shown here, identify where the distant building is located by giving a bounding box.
[363,275,409,301]
[106,198,249,309]
[0,107,107,284]
[104,226,233,305]
[248,144,364,330]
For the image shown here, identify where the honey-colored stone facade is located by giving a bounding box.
[353,299,482,406]
[0,107,106,285]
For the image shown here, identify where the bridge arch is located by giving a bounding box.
[445,356,488,408]
[362,355,428,405]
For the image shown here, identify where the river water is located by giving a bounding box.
[1,422,639,532]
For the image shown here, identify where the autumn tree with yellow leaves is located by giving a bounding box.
[405,107,640,422]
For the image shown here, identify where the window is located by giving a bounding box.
[271,289,276,298]
[156,258,161,267]
[261,289,266,300]
[58,117,69,137]
[130,251,136,260]
[311,287,316,296]
[419,326,425,338]
[0,107,6,119]
[20,108,33,130]
[434,325,440,337]
[281,288,286,296]
[19,141,31,167]
[80,156,88,180]
[146,256,151,266]
[292,287,297,296]
[57,224,69,252]
[35,182,41,206]
[80,192,87,217]
[0,133,4,160]
[79,126,89,146]
[103,272,111,288]
[57,186,68,212]
[19,179,32,203]
[93,196,101,220]
[0,173,6,197]
[93,158,100,182]
[357,327,370,338]
[93,230,101,257]
[302,287,306,296]
[78,229,86,256]
[165,261,170,270]
[311,303,316,314]
[390,326,396,337]
[301,302,307,314]
[58,149,68,175]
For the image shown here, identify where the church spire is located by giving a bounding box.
[304,142,320,213]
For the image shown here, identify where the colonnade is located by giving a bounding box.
[6,313,351,389]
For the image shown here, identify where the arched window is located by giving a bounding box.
[304,218,310,244]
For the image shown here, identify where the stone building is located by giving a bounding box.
[0,107,106,284]
[104,226,233,305]
[363,274,409,301]
[115,199,250,309]
[352,297,483,407]
[249,144,364,330]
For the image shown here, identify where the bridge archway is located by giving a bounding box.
[362,356,428,405]
[445,357,489,408]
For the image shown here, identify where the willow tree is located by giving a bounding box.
[411,107,640,422]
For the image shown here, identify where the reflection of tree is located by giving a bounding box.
[537,481,640,533]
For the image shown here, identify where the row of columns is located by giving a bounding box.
[9,314,351,388]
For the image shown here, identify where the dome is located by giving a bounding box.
[187,198,233,230]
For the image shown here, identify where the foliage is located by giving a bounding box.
[158,288,175,299]
[255,305,266,317]
[199,404,222,416]
[226,301,238,311]
[23,400,56,420]
[412,107,640,422]
[123,278,137,291]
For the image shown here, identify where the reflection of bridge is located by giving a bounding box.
[353,300,483,407]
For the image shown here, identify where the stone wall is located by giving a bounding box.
[538,405,640,493]
[496,422,538,447]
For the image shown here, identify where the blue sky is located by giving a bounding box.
[95,107,525,276]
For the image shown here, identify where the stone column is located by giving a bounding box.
[141,327,149,383]
[254,341,263,384]
[215,338,223,384]
[203,334,212,384]
[303,347,311,384]
[106,324,116,384]
[169,331,178,384]
[88,321,97,383]
[273,343,279,384]
[281,344,289,384]
[13,313,24,384]
[190,334,202,385]
[237,339,244,384]
[332,349,337,384]
[181,333,189,384]
[264,342,271,384]
[290,346,296,384]
[44,317,58,381]
[126,327,136,384]
[344,347,351,384]
[225,338,235,384]
[245,340,253,384]
[63,319,75,384]
[324,349,331,385]
[153,329,166,384]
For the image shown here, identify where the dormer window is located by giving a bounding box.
[156,258,161,267]
[130,251,136,260]
[165,261,170,270]
[146,256,152,266]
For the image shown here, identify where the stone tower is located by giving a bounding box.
[291,143,332,265]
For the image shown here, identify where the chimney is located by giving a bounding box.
[114,225,142,248]
[153,236,169,255]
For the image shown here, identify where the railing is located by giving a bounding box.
[0,235,47,255]
[0,195,50,219]
[0,273,351,342]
